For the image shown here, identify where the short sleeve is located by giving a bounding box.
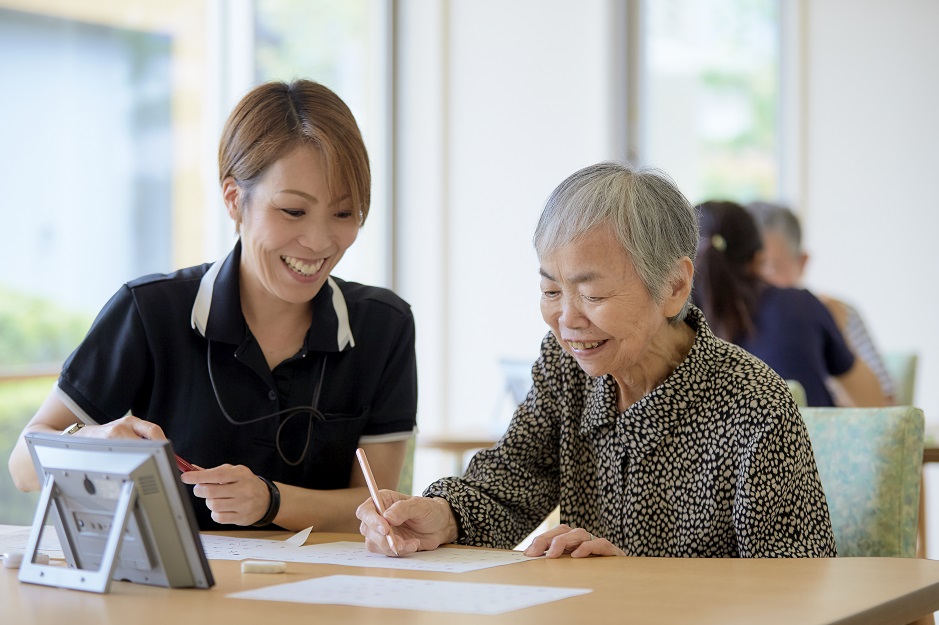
[842,304,896,397]
[358,301,418,440]
[58,284,152,423]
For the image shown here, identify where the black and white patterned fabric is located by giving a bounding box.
[424,306,837,557]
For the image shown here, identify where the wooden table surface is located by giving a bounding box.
[5,530,939,625]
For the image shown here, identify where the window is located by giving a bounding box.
[0,0,389,524]
[640,0,781,204]
[1,7,174,315]
[0,1,202,525]
[253,0,392,288]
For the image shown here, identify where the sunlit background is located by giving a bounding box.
[2,0,937,560]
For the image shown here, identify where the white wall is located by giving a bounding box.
[395,1,939,518]
[798,0,939,560]
[799,0,939,420]
[396,0,622,440]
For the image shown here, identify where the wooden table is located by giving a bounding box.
[417,433,498,474]
[921,446,939,558]
[5,530,939,625]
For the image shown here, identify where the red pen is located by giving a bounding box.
[175,454,195,473]
[355,448,399,556]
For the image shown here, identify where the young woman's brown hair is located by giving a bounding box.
[218,79,371,228]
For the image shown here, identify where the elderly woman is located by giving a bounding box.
[357,162,836,558]
[747,201,895,404]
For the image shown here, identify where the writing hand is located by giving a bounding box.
[356,493,458,556]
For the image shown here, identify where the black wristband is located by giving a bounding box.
[252,476,281,527]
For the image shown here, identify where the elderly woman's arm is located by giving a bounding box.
[733,406,837,557]
[422,345,564,549]
[422,410,562,549]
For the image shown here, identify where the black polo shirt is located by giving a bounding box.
[57,241,417,530]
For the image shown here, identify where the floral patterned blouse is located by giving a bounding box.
[424,306,837,557]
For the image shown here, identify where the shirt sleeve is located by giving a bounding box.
[423,334,562,549]
[358,304,418,440]
[842,303,896,398]
[733,401,838,557]
[57,284,151,424]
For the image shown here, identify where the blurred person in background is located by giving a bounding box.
[693,200,888,408]
[747,201,895,404]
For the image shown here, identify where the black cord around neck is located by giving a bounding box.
[206,340,326,466]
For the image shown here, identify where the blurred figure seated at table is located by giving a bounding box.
[693,200,888,409]
[357,162,837,560]
[747,201,895,404]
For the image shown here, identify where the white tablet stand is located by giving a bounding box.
[18,433,214,594]
[19,474,137,593]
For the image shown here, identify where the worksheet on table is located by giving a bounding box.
[228,574,592,615]
[0,525,63,559]
[199,534,536,573]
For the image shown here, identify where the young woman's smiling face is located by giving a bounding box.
[538,226,686,384]
[225,145,360,308]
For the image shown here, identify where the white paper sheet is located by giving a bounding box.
[283,526,313,547]
[0,525,64,559]
[199,535,535,573]
[228,574,592,615]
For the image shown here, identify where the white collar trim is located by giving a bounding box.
[190,258,224,337]
[329,275,355,350]
[190,258,355,351]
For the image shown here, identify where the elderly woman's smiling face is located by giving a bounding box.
[539,225,693,395]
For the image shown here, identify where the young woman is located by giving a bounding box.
[9,80,417,532]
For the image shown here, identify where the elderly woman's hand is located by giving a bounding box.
[524,524,627,558]
[356,493,459,556]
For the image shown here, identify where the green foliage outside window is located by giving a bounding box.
[0,286,91,524]
[646,0,780,205]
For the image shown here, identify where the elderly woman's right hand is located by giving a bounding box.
[356,492,459,556]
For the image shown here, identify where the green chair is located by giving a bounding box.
[786,379,807,407]
[800,406,924,557]
[397,435,416,495]
[883,350,918,406]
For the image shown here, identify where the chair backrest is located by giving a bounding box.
[800,406,924,557]
[786,379,807,407]
[883,350,918,406]
[397,435,416,495]
[500,358,534,405]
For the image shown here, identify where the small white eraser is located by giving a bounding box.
[241,560,286,574]
[2,552,23,569]
[3,552,50,568]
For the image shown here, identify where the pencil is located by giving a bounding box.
[355,447,400,556]
[175,454,195,473]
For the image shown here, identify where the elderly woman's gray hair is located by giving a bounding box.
[533,161,699,323]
